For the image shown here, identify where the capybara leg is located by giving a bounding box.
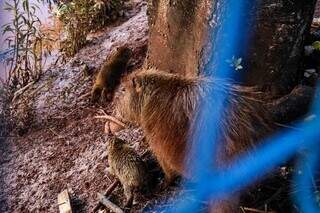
[159,160,177,189]
[123,185,134,208]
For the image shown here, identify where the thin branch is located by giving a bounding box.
[11,81,34,102]
[104,180,120,197]
[96,193,124,213]
[93,180,120,212]
[94,110,126,128]
[78,91,91,100]
[241,207,276,213]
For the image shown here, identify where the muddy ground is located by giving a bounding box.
[0,1,165,212]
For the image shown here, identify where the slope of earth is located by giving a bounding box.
[0,1,167,212]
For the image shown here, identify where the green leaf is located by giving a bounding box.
[312,41,320,51]
[235,65,243,71]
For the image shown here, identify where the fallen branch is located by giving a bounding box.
[28,82,48,97]
[94,109,126,128]
[93,180,120,212]
[104,180,120,196]
[12,81,34,102]
[97,193,124,213]
[78,92,91,100]
[49,128,66,139]
[58,189,73,213]
[240,206,275,213]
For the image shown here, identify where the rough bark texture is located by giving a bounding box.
[145,0,317,97]
[315,0,320,17]
[145,0,212,77]
[245,0,317,96]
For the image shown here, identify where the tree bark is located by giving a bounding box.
[145,0,317,97]
[245,0,317,96]
[145,0,212,77]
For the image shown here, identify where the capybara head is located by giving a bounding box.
[113,46,133,64]
[107,137,126,151]
[116,69,198,126]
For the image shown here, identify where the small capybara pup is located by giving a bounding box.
[107,137,149,207]
[91,46,132,103]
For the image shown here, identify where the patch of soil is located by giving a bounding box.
[0,1,163,212]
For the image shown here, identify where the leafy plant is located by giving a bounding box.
[312,41,320,51]
[56,0,124,57]
[2,0,51,90]
[226,56,243,71]
[56,0,94,57]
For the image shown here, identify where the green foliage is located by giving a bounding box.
[312,41,320,51]
[226,56,243,71]
[56,0,124,57]
[2,0,51,90]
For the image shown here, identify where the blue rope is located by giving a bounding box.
[160,0,320,212]
[0,49,14,62]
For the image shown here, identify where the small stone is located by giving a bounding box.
[304,45,314,56]
[305,68,316,74]
[304,72,311,78]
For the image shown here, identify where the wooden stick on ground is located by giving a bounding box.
[93,180,120,212]
[78,92,91,100]
[94,109,126,128]
[12,81,34,102]
[97,193,124,213]
[104,180,120,196]
[241,207,276,213]
[58,189,73,213]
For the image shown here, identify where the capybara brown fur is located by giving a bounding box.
[113,68,274,211]
[91,46,132,103]
[107,137,149,207]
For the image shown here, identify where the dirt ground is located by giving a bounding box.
[0,1,164,212]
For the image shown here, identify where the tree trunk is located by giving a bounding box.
[145,0,212,77]
[245,0,317,96]
[145,0,317,97]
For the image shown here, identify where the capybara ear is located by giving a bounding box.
[131,76,142,93]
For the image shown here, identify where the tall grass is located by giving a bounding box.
[2,0,52,90]
[56,0,124,57]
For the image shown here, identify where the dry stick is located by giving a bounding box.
[94,110,126,128]
[78,92,91,100]
[57,189,73,213]
[104,180,120,196]
[12,81,34,102]
[49,128,64,139]
[242,207,276,213]
[97,193,124,213]
[94,115,126,128]
[28,82,47,97]
[99,109,126,126]
[93,180,120,212]
[53,55,62,66]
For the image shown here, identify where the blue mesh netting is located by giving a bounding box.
[161,1,320,212]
